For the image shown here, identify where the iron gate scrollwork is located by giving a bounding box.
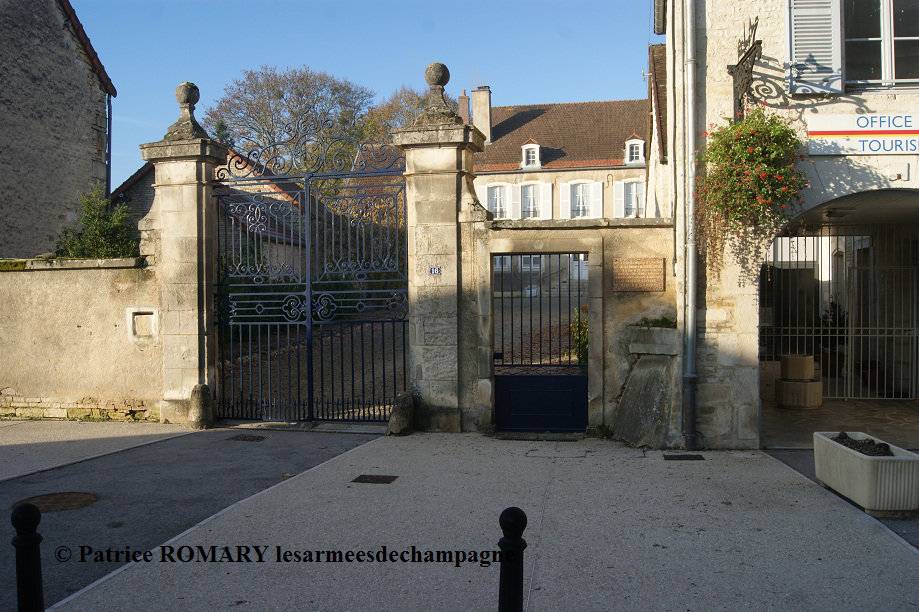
[214,115,407,421]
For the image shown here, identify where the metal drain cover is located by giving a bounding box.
[352,475,398,484]
[227,434,266,442]
[14,492,99,513]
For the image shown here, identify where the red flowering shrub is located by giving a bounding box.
[694,107,809,280]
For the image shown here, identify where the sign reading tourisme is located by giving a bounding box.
[807,114,919,155]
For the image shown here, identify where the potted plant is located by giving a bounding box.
[814,431,919,517]
[695,105,809,284]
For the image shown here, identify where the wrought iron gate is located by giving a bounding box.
[759,224,919,399]
[493,253,588,431]
[214,123,407,421]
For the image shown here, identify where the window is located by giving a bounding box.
[624,181,645,217]
[521,185,539,218]
[628,143,642,162]
[521,143,541,169]
[845,0,919,85]
[789,0,919,92]
[613,180,650,218]
[625,137,645,165]
[488,186,507,218]
[572,183,591,218]
[560,182,602,219]
[494,255,511,270]
[521,255,541,269]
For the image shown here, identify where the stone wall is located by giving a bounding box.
[0,0,109,258]
[484,221,678,441]
[0,258,162,420]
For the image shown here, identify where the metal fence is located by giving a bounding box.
[493,253,588,375]
[759,224,919,399]
[213,127,407,422]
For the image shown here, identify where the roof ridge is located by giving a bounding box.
[492,98,646,110]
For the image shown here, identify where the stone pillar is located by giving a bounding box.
[140,82,226,424]
[393,64,487,431]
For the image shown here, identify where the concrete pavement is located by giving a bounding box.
[51,434,918,611]
[1,424,378,609]
[0,420,189,481]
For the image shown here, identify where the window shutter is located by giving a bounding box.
[508,185,521,219]
[613,181,625,218]
[589,182,603,218]
[788,0,843,93]
[539,183,552,219]
[637,182,647,217]
[476,184,486,210]
[559,183,571,219]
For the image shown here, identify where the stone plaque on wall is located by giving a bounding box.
[612,258,665,292]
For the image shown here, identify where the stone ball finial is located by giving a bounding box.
[175,82,200,107]
[425,63,450,88]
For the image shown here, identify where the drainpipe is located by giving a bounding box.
[105,93,113,197]
[682,0,699,450]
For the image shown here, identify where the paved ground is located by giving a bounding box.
[0,420,188,481]
[768,448,919,548]
[47,434,917,611]
[1,424,378,610]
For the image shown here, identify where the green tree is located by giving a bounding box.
[55,186,139,258]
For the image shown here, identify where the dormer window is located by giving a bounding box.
[520,140,541,170]
[625,136,645,165]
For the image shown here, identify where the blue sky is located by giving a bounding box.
[70,0,664,187]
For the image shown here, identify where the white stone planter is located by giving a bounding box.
[814,432,919,517]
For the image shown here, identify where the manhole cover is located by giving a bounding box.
[663,454,705,461]
[352,475,398,484]
[227,434,266,442]
[14,492,99,513]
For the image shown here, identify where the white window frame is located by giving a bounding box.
[520,254,542,269]
[571,183,591,218]
[493,255,511,270]
[520,144,542,169]
[613,179,652,218]
[625,138,645,165]
[560,181,603,219]
[623,180,646,217]
[487,185,507,219]
[520,184,539,219]
[843,0,919,88]
[482,183,520,219]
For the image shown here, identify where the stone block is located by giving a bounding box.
[412,286,457,315]
[420,346,457,382]
[422,317,456,345]
[387,392,413,435]
[162,283,198,310]
[424,380,458,409]
[611,355,672,448]
[414,226,457,255]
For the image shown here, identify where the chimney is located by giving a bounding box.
[471,85,492,143]
[458,89,470,124]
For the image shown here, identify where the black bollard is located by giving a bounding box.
[498,506,527,612]
[11,503,44,612]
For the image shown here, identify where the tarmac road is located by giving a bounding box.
[1,425,378,609]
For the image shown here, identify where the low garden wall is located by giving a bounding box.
[0,257,162,420]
